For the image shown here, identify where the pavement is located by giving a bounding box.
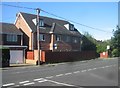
[1,57,118,69]
[2,57,118,88]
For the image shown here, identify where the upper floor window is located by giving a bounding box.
[56,35,61,41]
[69,24,74,31]
[7,34,17,42]
[39,19,44,27]
[39,34,45,41]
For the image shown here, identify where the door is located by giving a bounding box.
[10,50,23,64]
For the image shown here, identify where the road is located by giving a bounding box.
[2,58,119,88]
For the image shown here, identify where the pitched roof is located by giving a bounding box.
[19,12,81,36]
[0,23,23,35]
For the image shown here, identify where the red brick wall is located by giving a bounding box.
[100,52,108,58]
[27,51,34,60]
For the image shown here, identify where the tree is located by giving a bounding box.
[81,32,97,51]
[111,25,120,57]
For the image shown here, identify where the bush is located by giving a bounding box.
[112,49,119,57]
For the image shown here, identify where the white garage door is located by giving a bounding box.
[10,50,23,64]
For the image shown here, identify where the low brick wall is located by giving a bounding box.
[27,51,34,60]
[100,52,108,58]
[44,51,96,63]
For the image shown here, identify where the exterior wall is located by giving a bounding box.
[15,14,32,50]
[15,14,81,52]
[33,32,51,50]
[50,34,81,52]
[1,34,22,45]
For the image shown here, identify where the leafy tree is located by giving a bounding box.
[96,40,110,53]
[81,32,97,51]
[111,25,120,57]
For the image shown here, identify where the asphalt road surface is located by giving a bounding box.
[2,58,119,88]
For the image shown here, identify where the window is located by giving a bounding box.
[7,34,17,42]
[69,24,74,31]
[66,36,70,42]
[39,34,45,41]
[39,19,44,27]
[56,35,61,41]
[73,37,78,43]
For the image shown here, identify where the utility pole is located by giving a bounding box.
[36,8,40,65]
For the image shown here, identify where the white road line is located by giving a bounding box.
[56,74,64,77]
[73,71,80,74]
[34,78,44,81]
[47,79,75,86]
[23,82,34,86]
[45,76,54,79]
[92,68,97,70]
[3,83,15,87]
[87,69,92,71]
[38,79,48,83]
[81,70,87,72]
[105,66,110,68]
[65,73,72,75]
[19,80,30,84]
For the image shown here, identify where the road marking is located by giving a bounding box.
[3,83,15,87]
[65,73,72,75]
[19,80,30,84]
[38,79,48,83]
[73,71,80,74]
[45,76,53,79]
[92,68,97,70]
[87,69,92,71]
[47,79,75,86]
[81,70,87,72]
[34,78,44,81]
[56,74,64,77]
[23,82,34,86]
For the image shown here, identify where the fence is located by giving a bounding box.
[27,50,97,64]
[44,51,97,63]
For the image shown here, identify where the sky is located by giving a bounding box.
[1,2,118,41]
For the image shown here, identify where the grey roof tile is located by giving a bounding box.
[0,22,23,35]
[20,12,81,37]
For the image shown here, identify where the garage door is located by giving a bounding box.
[10,50,23,64]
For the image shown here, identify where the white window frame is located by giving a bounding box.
[39,34,45,41]
[7,34,17,42]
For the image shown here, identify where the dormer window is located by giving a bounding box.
[64,24,74,31]
[39,19,44,27]
[69,24,74,31]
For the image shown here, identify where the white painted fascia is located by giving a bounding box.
[14,12,32,32]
